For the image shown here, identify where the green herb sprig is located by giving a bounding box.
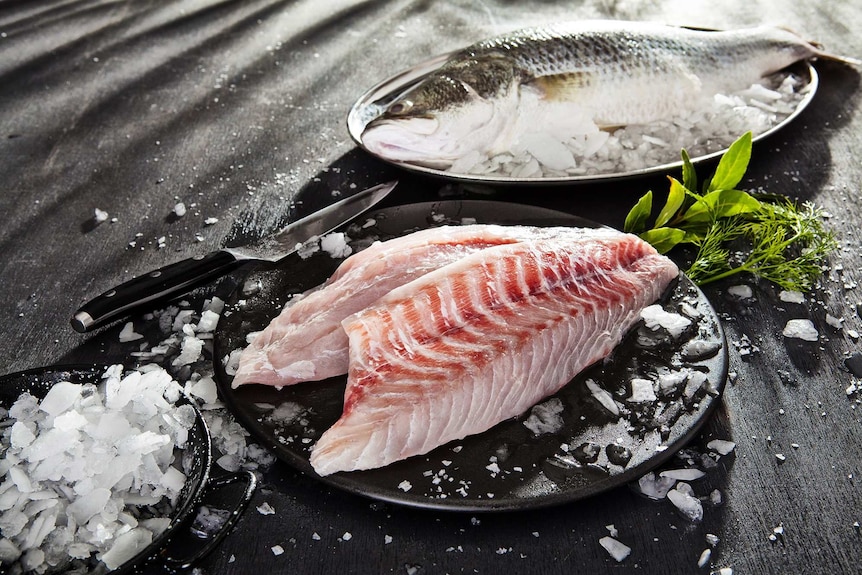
[624,132,837,291]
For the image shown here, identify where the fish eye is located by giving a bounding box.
[388,100,413,115]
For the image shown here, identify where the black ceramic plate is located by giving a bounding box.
[213,200,728,511]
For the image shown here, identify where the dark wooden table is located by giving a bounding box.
[2,1,861,573]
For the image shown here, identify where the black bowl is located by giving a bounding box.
[0,365,256,574]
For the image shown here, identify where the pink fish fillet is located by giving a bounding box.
[309,230,679,476]
[231,224,602,388]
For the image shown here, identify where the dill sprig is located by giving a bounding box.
[624,132,837,291]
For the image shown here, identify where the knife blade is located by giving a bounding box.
[71,181,397,333]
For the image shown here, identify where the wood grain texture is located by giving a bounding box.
[1,1,861,573]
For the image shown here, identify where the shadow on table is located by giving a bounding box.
[744,60,860,203]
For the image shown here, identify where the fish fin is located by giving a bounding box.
[528,72,592,101]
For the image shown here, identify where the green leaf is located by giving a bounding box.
[655,177,687,227]
[622,131,835,291]
[681,229,707,244]
[701,189,762,219]
[707,132,752,192]
[624,191,653,233]
[678,197,712,226]
[640,227,686,254]
[681,149,697,192]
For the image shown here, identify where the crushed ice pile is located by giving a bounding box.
[1,296,274,573]
[129,297,275,475]
[445,73,807,179]
[0,366,192,572]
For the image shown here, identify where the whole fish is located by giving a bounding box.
[361,20,856,168]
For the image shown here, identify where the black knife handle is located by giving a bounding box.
[71,250,241,333]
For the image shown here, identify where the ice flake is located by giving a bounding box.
[660,468,706,481]
[320,232,352,258]
[706,439,736,456]
[119,322,144,343]
[641,305,692,338]
[523,398,564,434]
[599,536,631,562]
[636,472,676,500]
[706,533,720,547]
[782,319,818,341]
[586,379,619,416]
[779,290,805,304]
[727,285,753,299]
[256,502,276,515]
[667,487,704,522]
[627,378,656,403]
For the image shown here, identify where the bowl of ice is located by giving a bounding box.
[0,364,256,574]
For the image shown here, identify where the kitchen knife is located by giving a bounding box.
[71,181,397,333]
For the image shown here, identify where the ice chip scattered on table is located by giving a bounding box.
[668,485,704,522]
[727,285,753,299]
[779,290,805,304]
[636,472,676,500]
[599,536,631,562]
[707,439,736,456]
[197,310,221,333]
[118,321,144,343]
[782,319,819,341]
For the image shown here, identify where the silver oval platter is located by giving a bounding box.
[347,52,818,185]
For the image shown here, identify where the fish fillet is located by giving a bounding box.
[310,230,679,476]
[232,224,607,388]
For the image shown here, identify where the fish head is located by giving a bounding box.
[362,55,519,168]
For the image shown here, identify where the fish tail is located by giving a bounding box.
[776,25,862,66]
[814,51,862,67]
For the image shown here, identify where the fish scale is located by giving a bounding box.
[477,23,805,83]
[309,230,679,476]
